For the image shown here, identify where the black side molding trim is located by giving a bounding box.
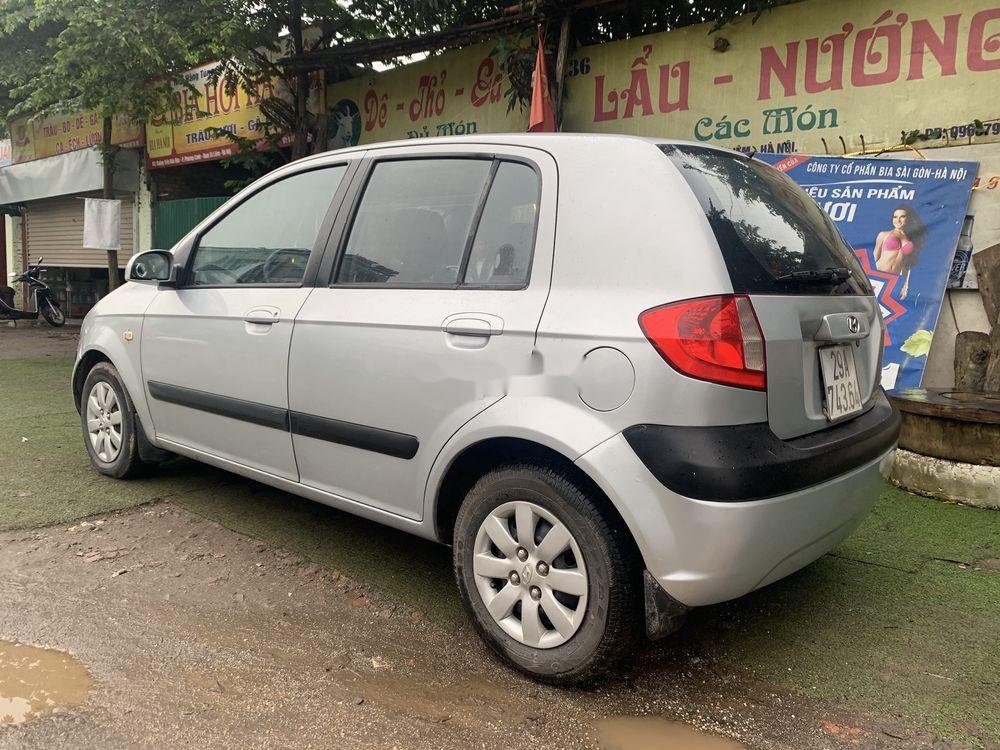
[148,381,289,430]
[623,390,900,502]
[290,411,419,460]
[146,381,419,460]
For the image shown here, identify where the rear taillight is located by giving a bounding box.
[639,295,766,391]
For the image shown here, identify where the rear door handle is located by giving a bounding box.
[814,312,870,342]
[441,313,504,337]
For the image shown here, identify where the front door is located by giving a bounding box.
[288,147,556,519]
[142,163,351,480]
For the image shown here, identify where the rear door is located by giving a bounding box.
[288,145,556,519]
[141,162,352,479]
[661,145,881,439]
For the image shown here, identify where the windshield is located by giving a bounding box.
[661,145,870,295]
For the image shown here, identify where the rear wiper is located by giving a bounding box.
[775,267,853,283]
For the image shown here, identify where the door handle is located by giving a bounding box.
[443,318,493,337]
[244,306,281,326]
[814,312,870,342]
[441,313,504,337]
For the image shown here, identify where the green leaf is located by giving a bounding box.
[900,330,933,358]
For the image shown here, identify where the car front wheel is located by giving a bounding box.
[81,362,149,479]
[453,463,642,684]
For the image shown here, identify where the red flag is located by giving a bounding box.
[528,27,556,133]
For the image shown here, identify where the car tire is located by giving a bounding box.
[453,462,642,685]
[80,362,150,479]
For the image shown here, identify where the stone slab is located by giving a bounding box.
[890,388,1000,465]
[891,387,1000,423]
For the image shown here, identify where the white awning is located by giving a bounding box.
[0,147,139,205]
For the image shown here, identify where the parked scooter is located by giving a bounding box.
[1,257,66,327]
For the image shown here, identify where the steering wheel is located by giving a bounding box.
[194,264,239,285]
[261,248,308,283]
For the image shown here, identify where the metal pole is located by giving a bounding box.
[20,207,28,312]
[103,116,120,292]
[0,213,7,285]
[554,14,572,130]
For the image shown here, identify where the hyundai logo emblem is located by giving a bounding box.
[848,315,860,334]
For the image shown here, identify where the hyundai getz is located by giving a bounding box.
[74,135,900,684]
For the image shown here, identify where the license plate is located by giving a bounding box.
[819,344,864,422]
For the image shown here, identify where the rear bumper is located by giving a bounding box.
[622,390,900,502]
[575,431,895,607]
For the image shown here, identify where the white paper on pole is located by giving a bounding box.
[83,198,122,251]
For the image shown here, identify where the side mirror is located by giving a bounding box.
[126,250,173,283]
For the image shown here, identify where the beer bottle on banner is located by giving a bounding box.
[948,215,975,288]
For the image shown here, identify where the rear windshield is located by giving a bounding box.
[660,145,870,295]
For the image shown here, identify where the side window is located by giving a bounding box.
[463,162,540,287]
[189,166,347,286]
[336,158,492,285]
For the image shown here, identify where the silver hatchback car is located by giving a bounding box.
[74,134,899,683]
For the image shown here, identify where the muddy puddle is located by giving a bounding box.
[0,640,92,726]
[596,717,746,750]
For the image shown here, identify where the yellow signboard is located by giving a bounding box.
[146,62,289,169]
[562,0,1000,154]
[322,0,1000,157]
[324,42,528,148]
[10,112,141,164]
[148,29,326,169]
[10,0,992,166]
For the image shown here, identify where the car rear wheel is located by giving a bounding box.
[81,362,149,479]
[453,463,642,684]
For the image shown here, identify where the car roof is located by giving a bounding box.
[294,132,727,167]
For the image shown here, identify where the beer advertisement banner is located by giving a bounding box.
[760,154,977,390]
[146,61,286,169]
[323,42,528,148]
[9,112,141,164]
[562,0,1000,155]
[148,29,326,169]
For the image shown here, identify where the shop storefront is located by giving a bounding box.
[148,159,240,251]
[22,193,136,316]
[0,147,141,315]
[144,57,321,248]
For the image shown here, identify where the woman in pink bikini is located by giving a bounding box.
[874,204,926,300]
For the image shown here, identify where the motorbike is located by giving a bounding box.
[1,257,66,327]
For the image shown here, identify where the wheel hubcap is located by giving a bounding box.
[472,500,589,649]
[86,381,123,463]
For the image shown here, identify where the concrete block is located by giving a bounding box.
[890,449,1000,509]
